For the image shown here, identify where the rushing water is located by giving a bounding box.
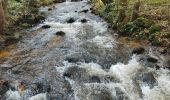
[0,1,170,100]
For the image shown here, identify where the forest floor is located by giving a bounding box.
[0,0,57,50]
[91,0,170,49]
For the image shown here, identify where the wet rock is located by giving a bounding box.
[103,75,119,83]
[115,87,129,100]
[63,66,89,82]
[5,36,19,46]
[81,19,88,23]
[65,57,81,63]
[88,88,116,100]
[0,80,9,97]
[65,52,97,63]
[79,9,89,13]
[132,47,145,55]
[90,8,93,10]
[66,18,75,23]
[164,58,170,70]
[136,72,157,89]
[155,64,160,70]
[147,57,158,63]
[41,25,51,29]
[53,0,65,3]
[56,31,65,36]
[48,8,53,11]
[63,80,72,93]
[89,92,113,100]
[89,76,101,83]
[158,48,167,54]
[34,14,46,23]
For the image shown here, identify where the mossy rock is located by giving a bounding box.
[149,24,161,34]
[133,17,154,28]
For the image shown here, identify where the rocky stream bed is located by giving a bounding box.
[0,0,170,100]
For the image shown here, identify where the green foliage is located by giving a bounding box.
[149,24,161,34]
[121,22,138,33]
[133,17,154,28]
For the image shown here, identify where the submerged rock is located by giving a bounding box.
[63,66,88,81]
[41,25,51,29]
[115,87,129,100]
[81,19,88,23]
[53,0,65,3]
[55,31,65,36]
[132,47,145,55]
[66,18,75,23]
[135,72,157,89]
[147,57,158,63]
[48,8,53,11]
[79,9,89,13]
[89,76,101,83]
[164,58,170,70]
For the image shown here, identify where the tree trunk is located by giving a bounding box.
[117,9,125,22]
[131,1,140,21]
[2,0,7,13]
[0,1,5,34]
[168,4,170,32]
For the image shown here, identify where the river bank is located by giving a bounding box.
[90,0,170,47]
[90,0,170,70]
[0,0,170,100]
[0,0,65,50]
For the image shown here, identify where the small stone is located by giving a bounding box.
[155,64,160,70]
[132,47,145,55]
[41,25,51,29]
[67,18,75,23]
[147,57,158,63]
[48,8,52,11]
[81,19,87,23]
[80,9,89,13]
[55,31,65,36]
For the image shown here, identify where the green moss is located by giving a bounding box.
[104,4,115,13]
[133,17,154,28]
[120,22,138,34]
[149,24,161,34]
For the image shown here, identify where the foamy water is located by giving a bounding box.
[1,0,170,100]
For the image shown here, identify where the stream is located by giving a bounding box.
[0,0,170,100]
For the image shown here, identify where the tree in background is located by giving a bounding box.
[0,0,5,34]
